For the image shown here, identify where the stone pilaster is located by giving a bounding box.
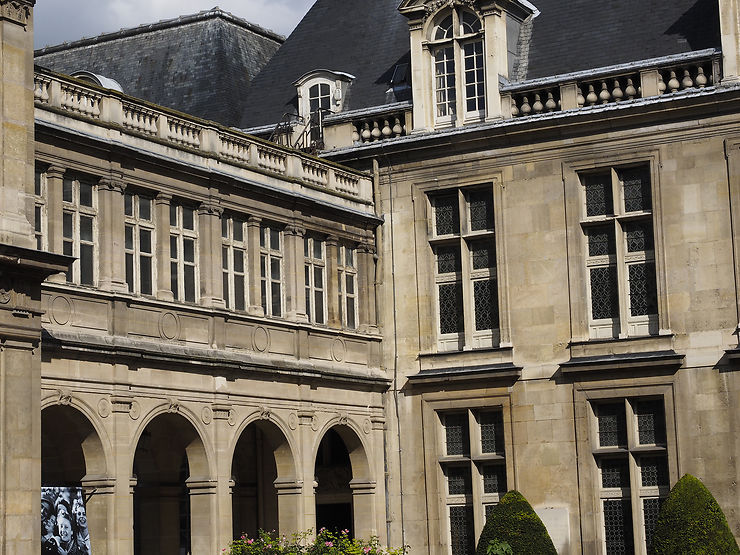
[325,236,340,329]
[284,223,308,322]
[246,216,265,317]
[154,193,174,301]
[358,241,378,332]
[720,0,740,83]
[197,201,225,308]
[97,176,128,292]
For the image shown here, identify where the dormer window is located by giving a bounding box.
[429,8,485,125]
[293,70,355,150]
[309,83,332,115]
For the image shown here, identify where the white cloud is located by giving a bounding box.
[34,0,315,49]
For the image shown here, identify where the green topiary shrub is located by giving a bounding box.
[475,490,557,555]
[651,474,739,554]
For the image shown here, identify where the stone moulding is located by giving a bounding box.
[0,0,33,26]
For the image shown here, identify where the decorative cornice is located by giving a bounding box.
[198,201,223,217]
[97,176,125,194]
[0,0,33,26]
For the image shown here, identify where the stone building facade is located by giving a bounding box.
[0,0,739,554]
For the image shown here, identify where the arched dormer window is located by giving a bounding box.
[429,8,485,125]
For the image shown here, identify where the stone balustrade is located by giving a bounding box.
[352,113,408,144]
[502,49,721,118]
[34,68,373,204]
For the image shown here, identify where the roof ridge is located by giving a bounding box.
[34,7,284,55]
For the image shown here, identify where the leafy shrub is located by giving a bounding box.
[475,491,557,555]
[226,528,408,555]
[651,474,739,554]
[485,539,513,555]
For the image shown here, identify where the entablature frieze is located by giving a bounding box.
[0,0,33,26]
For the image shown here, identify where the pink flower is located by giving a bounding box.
[364,548,371,554]
[325,541,333,547]
[247,539,254,544]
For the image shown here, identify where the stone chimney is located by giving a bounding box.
[719,0,740,83]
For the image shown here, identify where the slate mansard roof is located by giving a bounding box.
[34,8,283,127]
[239,0,721,129]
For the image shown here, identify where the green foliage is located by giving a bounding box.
[651,474,739,554]
[475,491,557,555]
[226,528,408,555]
[486,539,513,555]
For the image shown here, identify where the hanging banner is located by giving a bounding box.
[41,487,92,555]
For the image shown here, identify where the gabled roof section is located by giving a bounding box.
[239,0,411,129]
[34,8,283,126]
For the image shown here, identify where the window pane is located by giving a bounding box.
[315,291,324,324]
[222,218,229,239]
[635,400,666,445]
[447,466,472,495]
[621,166,652,212]
[480,411,504,454]
[584,173,613,216]
[271,258,281,280]
[346,298,356,329]
[471,241,494,269]
[124,193,133,216]
[183,239,195,263]
[444,413,469,456]
[140,229,152,253]
[260,226,266,248]
[181,207,193,230]
[439,282,463,334]
[140,257,152,295]
[482,464,506,494]
[601,458,630,488]
[170,235,178,259]
[640,456,669,487]
[234,276,245,311]
[34,205,42,234]
[314,267,323,289]
[139,197,151,221]
[63,240,73,257]
[63,212,73,239]
[313,239,323,259]
[271,282,281,316]
[590,266,619,320]
[644,498,662,554]
[437,246,460,274]
[80,244,94,285]
[474,278,498,331]
[233,250,244,273]
[170,204,177,226]
[79,182,93,207]
[345,274,355,295]
[434,15,453,40]
[79,216,93,242]
[126,253,134,292]
[603,499,634,555]
[449,505,474,555]
[468,190,493,231]
[34,167,43,196]
[233,220,243,242]
[346,248,354,267]
[63,177,73,203]
[628,263,658,316]
[125,225,134,250]
[261,281,267,312]
[597,403,627,447]
[625,221,654,252]
[223,273,230,307]
[434,195,459,235]
[171,262,178,299]
[184,265,195,302]
[270,228,281,250]
[588,226,616,256]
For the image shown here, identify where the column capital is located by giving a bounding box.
[246,215,262,227]
[358,241,377,255]
[0,0,34,27]
[155,192,172,204]
[97,175,125,194]
[284,223,306,237]
[324,235,339,247]
[45,165,66,180]
[197,201,223,217]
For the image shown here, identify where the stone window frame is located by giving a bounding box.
[337,243,358,330]
[260,223,284,318]
[574,382,679,555]
[169,202,199,303]
[62,172,97,286]
[124,190,155,297]
[427,181,506,352]
[563,151,671,343]
[221,214,248,312]
[425,6,486,127]
[33,163,48,251]
[422,394,515,555]
[304,235,327,325]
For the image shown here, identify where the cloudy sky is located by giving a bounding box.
[34,0,316,49]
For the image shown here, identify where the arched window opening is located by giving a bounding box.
[430,8,486,124]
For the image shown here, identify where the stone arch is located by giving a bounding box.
[230,416,300,539]
[41,401,111,555]
[313,419,376,539]
[131,409,215,555]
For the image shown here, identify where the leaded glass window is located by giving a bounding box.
[473,279,497,331]
[435,195,460,236]
[440,408,508,555]
[593,398,671,554]
[467,190,493,231]
[439,282,464,334]
[581,164,658,338]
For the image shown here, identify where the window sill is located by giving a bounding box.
[560,349,683,377]
[569,333,674,359]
